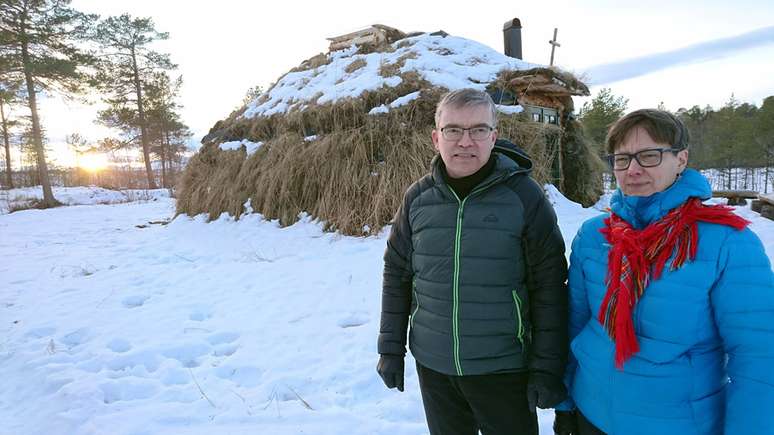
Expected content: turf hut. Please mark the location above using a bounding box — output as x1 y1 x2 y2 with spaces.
178 23 601 235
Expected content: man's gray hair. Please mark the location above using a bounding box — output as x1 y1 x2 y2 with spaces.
435 88 498 128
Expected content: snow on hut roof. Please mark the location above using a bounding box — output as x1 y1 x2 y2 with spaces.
242 32 545 119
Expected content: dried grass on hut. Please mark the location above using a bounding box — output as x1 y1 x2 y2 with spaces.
177 31 600 235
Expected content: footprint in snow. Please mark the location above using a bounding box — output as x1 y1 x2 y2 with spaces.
44 376 73 394
206 332 240 357
337 312 370 328
212 343 239 357
105 349 162 373
100 378 159 404
121 295 149 308
161 342 211 368
160 368 189 386
206 331 240 345
60 328 93 347
188 307 213 322
106 338 132 353
25 326 56 339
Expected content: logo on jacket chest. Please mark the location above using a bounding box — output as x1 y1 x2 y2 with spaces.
483 213 499 223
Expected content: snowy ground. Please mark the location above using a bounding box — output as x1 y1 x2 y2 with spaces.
1 186 772 435
0 186 170 214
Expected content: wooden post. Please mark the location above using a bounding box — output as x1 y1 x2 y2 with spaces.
549 28 560 66
759 194 774 220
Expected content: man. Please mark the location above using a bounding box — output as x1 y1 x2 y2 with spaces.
377 88 569 435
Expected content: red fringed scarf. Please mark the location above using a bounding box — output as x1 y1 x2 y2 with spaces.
599 198 750 369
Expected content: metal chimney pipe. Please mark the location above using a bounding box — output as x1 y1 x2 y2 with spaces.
503 18 523 60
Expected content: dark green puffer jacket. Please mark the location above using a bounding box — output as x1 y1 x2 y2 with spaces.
379 146 568 377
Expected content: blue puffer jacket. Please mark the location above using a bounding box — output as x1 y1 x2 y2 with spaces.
557 169 774 434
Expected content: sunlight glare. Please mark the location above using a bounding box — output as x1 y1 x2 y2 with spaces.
78 153 109 172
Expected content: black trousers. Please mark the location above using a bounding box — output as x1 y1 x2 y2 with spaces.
416 362 538 435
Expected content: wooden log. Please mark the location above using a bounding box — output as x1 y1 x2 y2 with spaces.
752 199 763 213
759 193 774 207
712 190 758 199
761 204 774 221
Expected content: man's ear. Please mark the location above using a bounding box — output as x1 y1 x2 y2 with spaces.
431 129 440 151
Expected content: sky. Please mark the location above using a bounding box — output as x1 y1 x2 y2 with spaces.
6 0 774 168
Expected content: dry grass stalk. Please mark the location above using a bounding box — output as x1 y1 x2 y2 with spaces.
179 65 597 235
289 52 330 73
344 58 367 74
378 51 417 78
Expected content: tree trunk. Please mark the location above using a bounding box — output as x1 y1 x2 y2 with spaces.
131 47 157 189
743 167 749 191
1 101 14 189
157 107 167 189
725 166 731 190
21 38 57 206
165 130 174 188
159 123 167 189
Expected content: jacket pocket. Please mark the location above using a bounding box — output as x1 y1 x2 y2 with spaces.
410 281 419 329
512 290 526 350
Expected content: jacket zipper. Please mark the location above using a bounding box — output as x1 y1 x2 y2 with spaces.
512 290 525 349
410 280 419 329
449 186 486 376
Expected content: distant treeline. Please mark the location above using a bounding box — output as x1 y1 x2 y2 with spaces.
579 89 774 171
676 96 774 171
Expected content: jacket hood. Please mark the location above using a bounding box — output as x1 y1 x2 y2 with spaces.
610 168 712 228
493 138 533 172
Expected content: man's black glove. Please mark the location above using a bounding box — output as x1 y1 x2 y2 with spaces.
527 372 567 412
553 410 577 435
376 354 405 392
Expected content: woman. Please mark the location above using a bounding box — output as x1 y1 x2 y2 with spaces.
554 109 774 434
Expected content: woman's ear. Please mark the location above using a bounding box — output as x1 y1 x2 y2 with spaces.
677 149 689 171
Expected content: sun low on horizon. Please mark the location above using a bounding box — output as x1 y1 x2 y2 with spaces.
78 152 110 172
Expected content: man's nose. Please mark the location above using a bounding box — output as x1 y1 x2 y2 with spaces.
457 130 475 147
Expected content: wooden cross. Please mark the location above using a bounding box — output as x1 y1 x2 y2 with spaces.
549 28 560 66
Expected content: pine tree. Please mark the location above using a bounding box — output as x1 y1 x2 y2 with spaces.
144 71 191 188
0 79 22 189
93 14 176 190
0 0 96 205
755 96 774 192
677 105 711 168
578 88 629 156
705 96 742 189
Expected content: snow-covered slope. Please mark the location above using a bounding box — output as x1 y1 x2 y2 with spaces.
243 33 540 118
1 187 772 434
0 186 170 214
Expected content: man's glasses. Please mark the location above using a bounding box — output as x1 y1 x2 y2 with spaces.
440 126 494 141
607 148 680 171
